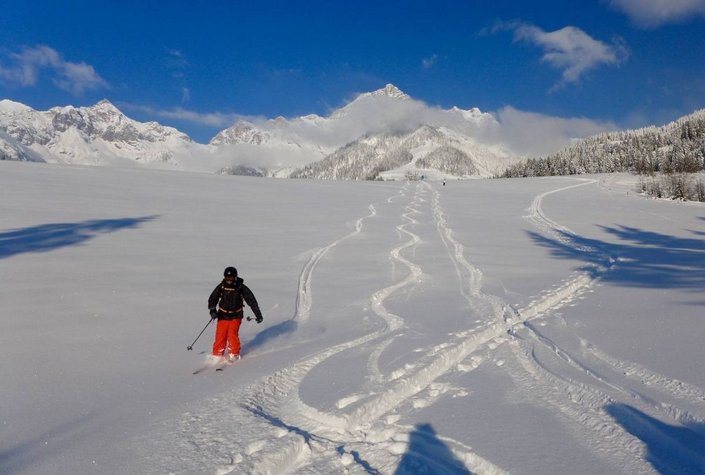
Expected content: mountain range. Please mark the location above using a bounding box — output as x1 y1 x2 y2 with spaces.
0 99 192 166
4 84 701 180
0 85 523 179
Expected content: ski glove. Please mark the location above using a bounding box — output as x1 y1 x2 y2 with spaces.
256 315 263 324
209 308 217 319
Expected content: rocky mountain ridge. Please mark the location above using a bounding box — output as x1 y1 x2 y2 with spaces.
0 99 193 166
1 85 538 179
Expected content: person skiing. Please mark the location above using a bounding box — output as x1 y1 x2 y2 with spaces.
207 266 263 362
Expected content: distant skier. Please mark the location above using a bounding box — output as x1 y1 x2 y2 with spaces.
207 266 263 362
442 178 446 186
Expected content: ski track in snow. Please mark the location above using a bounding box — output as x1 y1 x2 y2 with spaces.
228 183 505 474
153 178 705 474
509 178 705 473
294 203 379 323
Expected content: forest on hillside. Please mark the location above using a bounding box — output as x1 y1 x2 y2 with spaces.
501 110 705 201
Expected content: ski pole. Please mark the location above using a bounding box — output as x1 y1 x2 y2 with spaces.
187 318 214 351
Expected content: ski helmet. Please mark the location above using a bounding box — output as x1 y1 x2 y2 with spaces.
224 266 238 277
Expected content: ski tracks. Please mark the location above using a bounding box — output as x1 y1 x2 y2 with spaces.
231 182 505 474
160 182 507 474
508 177 705 473
294 203 378 323
156 177 705 474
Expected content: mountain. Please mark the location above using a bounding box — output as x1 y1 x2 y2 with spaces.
212 84 513 179
0 99 193 166
290 124 516 180
0 84 518 178
207 84 419 173
210 84 411 147
501 109 705 178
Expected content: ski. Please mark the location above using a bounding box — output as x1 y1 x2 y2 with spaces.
215 359 239 371
192 357 228 374
192 356 240 374
192 363 218 374
215 356 241 371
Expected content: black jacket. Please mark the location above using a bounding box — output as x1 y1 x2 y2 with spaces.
208 277 262 320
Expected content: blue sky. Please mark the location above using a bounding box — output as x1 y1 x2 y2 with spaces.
1 0 704 143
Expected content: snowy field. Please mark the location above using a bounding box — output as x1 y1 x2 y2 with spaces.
1 161 704 474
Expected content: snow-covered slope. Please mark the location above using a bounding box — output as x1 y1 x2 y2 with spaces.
503 107 705 178
291 125 518 180
2 161 704 474
0 99 193 166
210 84 517 178
0 128 44 162
0 85 518 177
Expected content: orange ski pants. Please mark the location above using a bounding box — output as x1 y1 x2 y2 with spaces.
212 318 242 356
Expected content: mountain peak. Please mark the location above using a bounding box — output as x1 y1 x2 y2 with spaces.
92 99 122 114
363 84 410 100
332 84 412 120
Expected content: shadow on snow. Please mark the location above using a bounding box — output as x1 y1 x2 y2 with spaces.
0 413 97 474
246 405 380 474
243 319 298 356
395 423 472 475
606 403 705 474
527 225 705 292
0 216 158 259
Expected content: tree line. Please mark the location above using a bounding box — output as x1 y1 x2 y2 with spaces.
500 110 705 201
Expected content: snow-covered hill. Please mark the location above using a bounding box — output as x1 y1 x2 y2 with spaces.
291 125 517 180
3 161 704 474
0 84 568 178
502 108 705 178
0 99 193 166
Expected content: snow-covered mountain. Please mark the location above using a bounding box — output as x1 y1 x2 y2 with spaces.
0 99 193 166
208 85 417 172
210 84 413 148
213 84 516 179
502 108 705 178
291 125 516 180
0 84 519 178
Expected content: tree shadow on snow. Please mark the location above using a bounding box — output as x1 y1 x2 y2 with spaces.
527 225 705 292
606 403 705 474
0 216 158 259
395 423 472 475
693 217 705 236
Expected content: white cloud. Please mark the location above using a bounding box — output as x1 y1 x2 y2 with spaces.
181 87 191 104
486 106 618 156
165 49 188 79
0 45 109 95
422 54 439 69
232 92 617 159
494 21 628 89
128 88 618 161
122 103 238 128
608 0 705 28
166 49 188 67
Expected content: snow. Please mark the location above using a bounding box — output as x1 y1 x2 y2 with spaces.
1 161 704 474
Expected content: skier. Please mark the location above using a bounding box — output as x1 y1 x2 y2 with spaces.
207 266 263 362
442 178 446 186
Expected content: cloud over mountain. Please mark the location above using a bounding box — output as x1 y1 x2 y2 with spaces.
492 21 629 89
1 84 620 176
